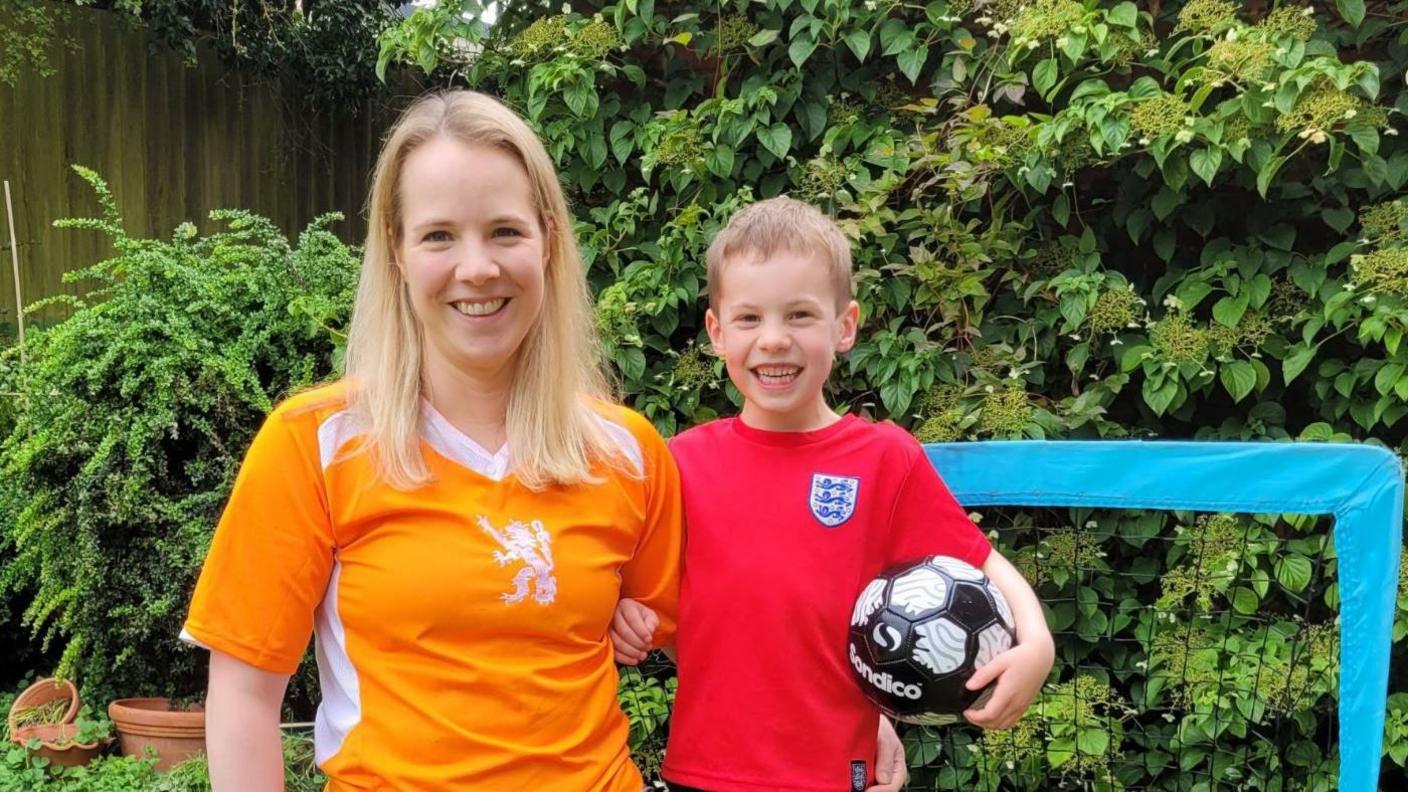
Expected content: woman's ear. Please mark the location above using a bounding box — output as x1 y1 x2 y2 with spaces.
388 226 405 277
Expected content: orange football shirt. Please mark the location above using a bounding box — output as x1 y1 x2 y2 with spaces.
182 382 681 791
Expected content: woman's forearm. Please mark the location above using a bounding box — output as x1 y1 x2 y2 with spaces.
206 650 290 791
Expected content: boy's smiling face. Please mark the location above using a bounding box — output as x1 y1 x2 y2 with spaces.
706 249 859 432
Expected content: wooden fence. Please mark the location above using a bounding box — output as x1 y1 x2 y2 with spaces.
0 4 407 326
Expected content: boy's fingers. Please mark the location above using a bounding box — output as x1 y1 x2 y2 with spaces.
614 612 650 644
965 656 1005 690
627 608 656 638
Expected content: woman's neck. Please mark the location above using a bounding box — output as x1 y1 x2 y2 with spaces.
422 362 513 453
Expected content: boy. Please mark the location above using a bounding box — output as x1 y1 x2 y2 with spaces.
613 197 1054 791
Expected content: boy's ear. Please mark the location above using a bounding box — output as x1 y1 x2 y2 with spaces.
705 308 725 356
835 299 861 353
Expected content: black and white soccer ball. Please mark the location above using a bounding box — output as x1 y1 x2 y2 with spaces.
848 555 1016 725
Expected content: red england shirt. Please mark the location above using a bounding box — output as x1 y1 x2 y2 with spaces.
662 415 991 791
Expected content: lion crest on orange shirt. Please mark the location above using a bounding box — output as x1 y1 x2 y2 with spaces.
478 515 558 605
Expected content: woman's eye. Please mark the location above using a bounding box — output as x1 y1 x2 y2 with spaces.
423 230 451 243
492 227 523 239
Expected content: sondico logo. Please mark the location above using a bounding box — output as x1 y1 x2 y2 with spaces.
849 644 922 700
872 623 902 652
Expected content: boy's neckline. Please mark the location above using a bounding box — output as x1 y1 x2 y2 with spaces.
729 413 859 447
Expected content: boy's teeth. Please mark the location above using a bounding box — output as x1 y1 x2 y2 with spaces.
454 298 506 316
755 366 800 385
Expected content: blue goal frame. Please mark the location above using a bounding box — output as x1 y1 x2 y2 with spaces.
924 440 1404 792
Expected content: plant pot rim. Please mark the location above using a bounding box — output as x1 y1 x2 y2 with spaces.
108 698 205 733
10 722 104 751
8 677 81 737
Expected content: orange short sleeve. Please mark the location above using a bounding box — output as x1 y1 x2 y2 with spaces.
617 412 683 648
182 400 336 675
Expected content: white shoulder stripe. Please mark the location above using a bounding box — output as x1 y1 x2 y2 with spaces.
317 410 365 471
594 413 643 477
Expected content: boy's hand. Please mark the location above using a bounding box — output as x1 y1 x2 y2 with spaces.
961 638 1055 730
866 716 907 791
609 598 659 665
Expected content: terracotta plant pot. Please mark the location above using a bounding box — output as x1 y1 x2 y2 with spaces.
10 722 108 767
108 698 206 771
7 677 80 737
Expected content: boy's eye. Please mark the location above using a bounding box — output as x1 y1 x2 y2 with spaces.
788 310 814 321
735 314 759 323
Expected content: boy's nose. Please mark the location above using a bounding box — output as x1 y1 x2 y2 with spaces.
757 324 792 351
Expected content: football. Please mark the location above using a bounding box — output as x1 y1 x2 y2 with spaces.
848 555 1016 725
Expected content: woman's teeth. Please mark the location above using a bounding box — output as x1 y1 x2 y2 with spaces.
453 298 506 316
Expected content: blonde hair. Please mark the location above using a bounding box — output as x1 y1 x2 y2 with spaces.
344 90 617 490
705 195 854 311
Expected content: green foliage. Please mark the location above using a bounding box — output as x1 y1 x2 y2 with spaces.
0 0 79 86
0 166 358 703
0 732 323 791
897 509 1345 790
618 664 675 781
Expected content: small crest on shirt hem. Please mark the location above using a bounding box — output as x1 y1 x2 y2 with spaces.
809 473 859 527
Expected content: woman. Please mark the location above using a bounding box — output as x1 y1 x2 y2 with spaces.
182 90 681 790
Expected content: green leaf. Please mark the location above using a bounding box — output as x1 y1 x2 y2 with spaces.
1033 58 1059 98
844 30 871 62
1176 280 1214 311
1120 345 1153 373
610 121 635 164
1108 2 1138 28
1212 294 1249 327
1143 376 1178 415
1257 155 1287 198
1283 344 1315 384
1190 148 1223 187
1247 273 1273 308
1232 586 1260 614
881 23 914 57
707 144 735 178
1335 0 1365 27
1322 206 1356 233
897 45 929 84
789 34 818 67
1048 738 1076 768
1078 728 1111 756
1053 194 1070 227
748 29 780 47
1349 125 1380 156
1154 230 1176 262
1060 292 1089 329
1374 363 1405 396
1220 360 1258 402
758 123 793 159
1127 208 1152 243
1325 241 1358 266
1067 341 1090 373
1151 188 1181 221
1275 554 1313 593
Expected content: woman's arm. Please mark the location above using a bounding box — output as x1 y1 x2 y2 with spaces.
206 650 290 791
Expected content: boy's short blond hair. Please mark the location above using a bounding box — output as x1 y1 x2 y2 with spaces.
705 196 854 311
